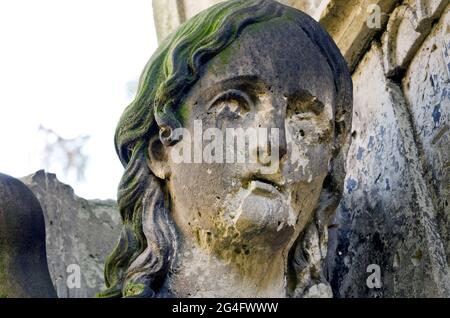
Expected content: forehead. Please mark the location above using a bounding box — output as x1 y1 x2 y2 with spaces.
193 17 337 106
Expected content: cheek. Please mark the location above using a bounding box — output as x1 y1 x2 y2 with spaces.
290 178 326 231
284 118 333 182
168 159 243 232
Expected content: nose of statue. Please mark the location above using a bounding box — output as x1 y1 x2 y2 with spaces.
254 101 288 163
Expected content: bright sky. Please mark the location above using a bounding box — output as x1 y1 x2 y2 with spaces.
0 0 158 199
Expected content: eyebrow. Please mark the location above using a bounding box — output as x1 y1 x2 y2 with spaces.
199 75 268 103
196 75 330 113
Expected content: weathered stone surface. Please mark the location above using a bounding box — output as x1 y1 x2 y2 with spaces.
152 0 402 71
21 170 120 298
318 0 400 70
402 5 450 266
135 0 450 298
152 0 333 43
382 0 448 76
105 0 352 298
152 0 185 42
0 173 56 298
327 43 450 297
278 0 329 18
152 0 226 42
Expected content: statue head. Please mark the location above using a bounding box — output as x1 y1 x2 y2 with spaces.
101 0 352 298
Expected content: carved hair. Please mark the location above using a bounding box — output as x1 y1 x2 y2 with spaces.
99 0 352 298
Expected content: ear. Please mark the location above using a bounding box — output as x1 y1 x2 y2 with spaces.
147 134 171 180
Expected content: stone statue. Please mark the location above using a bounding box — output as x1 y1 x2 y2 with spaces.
0 173 56 298
100 0 352 298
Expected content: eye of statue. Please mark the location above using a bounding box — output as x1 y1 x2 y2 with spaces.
208 89 253 114
287 93 325 119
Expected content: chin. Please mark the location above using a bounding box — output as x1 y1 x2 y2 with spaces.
230 183 300 250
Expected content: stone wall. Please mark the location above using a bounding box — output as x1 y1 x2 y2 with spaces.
152 0 450 297
328 0 450 298
21 171 120 298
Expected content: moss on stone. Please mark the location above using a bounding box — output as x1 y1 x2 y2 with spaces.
123 282 145 297
178 102 190 123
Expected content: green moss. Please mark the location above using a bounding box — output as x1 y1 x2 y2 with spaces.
178 102 190 123
216 45 234 68
123 283 145 297
104 0 288 297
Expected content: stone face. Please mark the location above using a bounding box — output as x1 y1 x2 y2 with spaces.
106 0 352 298
2 0 446 299
0 173 56 298
327 43 450 297
402 5 450 267
136 0 450 298
160 16 349 298
21 170 121 298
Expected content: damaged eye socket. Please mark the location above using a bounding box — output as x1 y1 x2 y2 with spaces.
208 89 253 113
